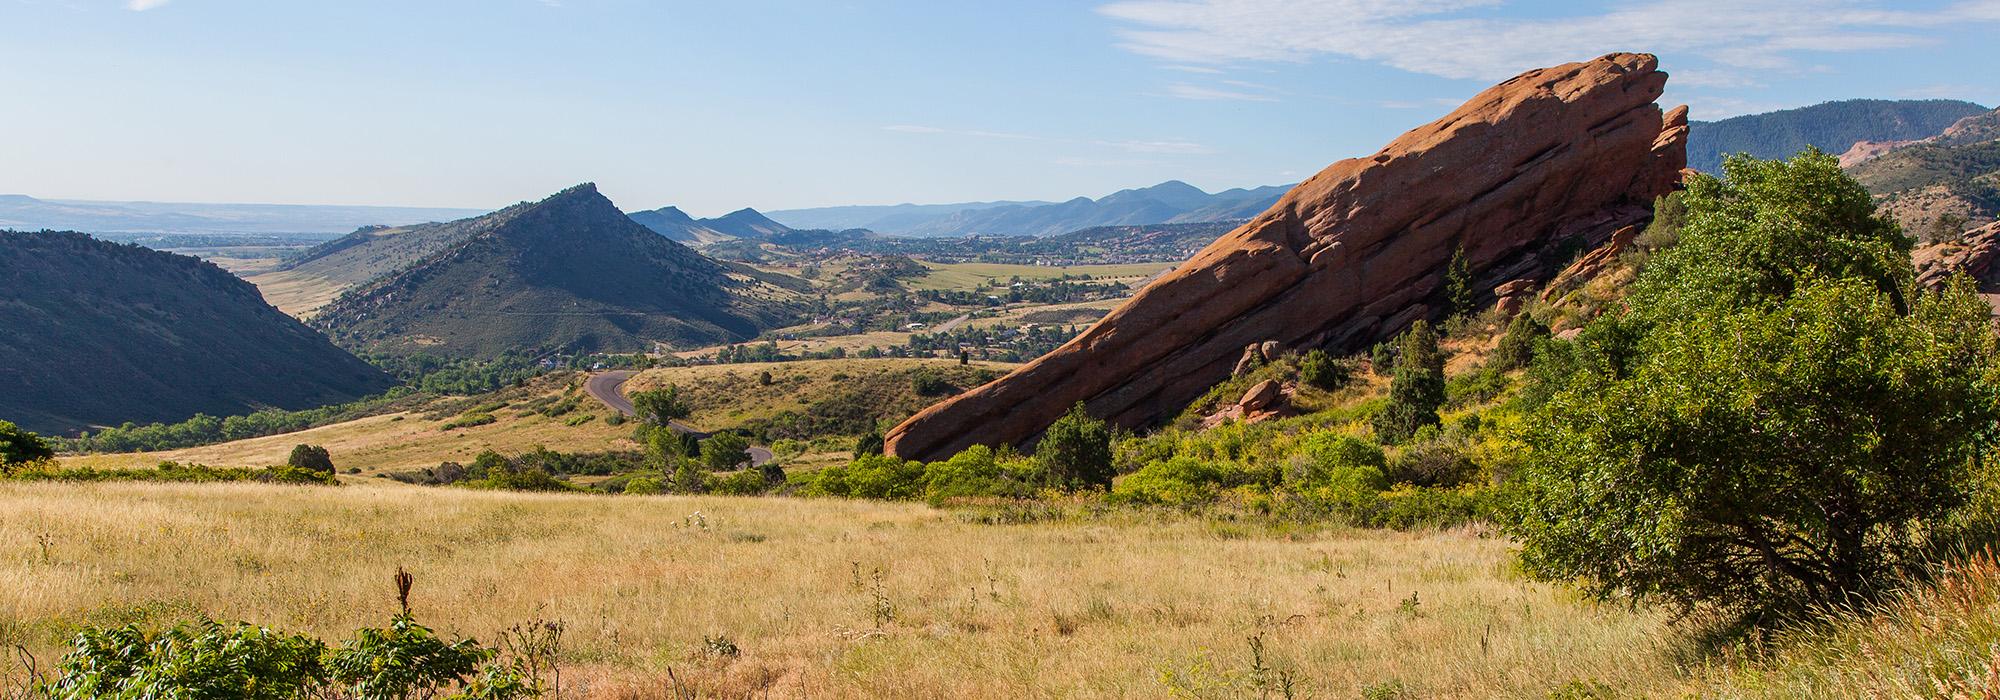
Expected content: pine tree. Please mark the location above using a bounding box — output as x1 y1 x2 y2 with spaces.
1371 321 1445 444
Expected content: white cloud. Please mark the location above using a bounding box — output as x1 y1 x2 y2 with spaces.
1159 83 1279 101
126 0 170 10
1097 0 2000 87
882 125 1040 140
1100 139 1215 154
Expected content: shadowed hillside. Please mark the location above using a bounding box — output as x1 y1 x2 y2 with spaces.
309 184 803 359
1688 98 1988 172
0 230 396 434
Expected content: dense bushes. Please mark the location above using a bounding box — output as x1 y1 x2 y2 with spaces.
3 460 338 485
0 420 54 467
39 611 539 699
1371 321 1445 443
1509 152 2000 619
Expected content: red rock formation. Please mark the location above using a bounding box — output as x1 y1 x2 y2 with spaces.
1913 221 2000 316
887 53 1688 462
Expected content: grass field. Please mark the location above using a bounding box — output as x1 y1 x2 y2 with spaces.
0 481 1690 698
58 379 635 475
244 267 352 318
624 357 1015 431
909 261 1176 292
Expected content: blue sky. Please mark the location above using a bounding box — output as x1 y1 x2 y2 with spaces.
3 0 1996 215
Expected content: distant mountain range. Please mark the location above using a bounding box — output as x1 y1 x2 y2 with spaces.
0 230 396 434
762 180 1288 238
0 194 484 236
308 184 803 359
1687 99 1990 173
627 205 796 244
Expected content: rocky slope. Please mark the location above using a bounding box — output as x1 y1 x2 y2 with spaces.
886 52 1687 461
1846 108 2000 234
0 231 396 434
1687 99 1987 173
310 184 802 359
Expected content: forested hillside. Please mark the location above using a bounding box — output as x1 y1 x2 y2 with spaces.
0 230 395 434
1687 99 1987 172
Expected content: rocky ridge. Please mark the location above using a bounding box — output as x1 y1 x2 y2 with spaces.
885 53 1689 461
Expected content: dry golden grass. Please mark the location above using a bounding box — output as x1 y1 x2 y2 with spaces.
623 357 1016 431
244 267 353 318
0 481 1690 698
58 406 634 475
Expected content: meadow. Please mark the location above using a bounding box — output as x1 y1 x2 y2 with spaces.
0 480 1688 699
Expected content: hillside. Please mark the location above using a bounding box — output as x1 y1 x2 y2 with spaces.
252 207 551 316
0 230 396 434
1848 109 2000 232
1687 98 1988 172
308 184 803 359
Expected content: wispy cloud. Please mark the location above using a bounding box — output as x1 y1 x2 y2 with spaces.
1158 83 1279 101
1098 0 2000 88
882 124 1040 140
126 0 170 10
885 125 1217 156
1099 139 1215 154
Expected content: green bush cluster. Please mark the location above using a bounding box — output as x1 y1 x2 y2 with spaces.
40 613 537 699
5 461 338 485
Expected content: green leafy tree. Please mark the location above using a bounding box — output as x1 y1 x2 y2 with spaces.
1370 321 1444 444
1489 312 1549 371
1038 403 1114 491
629 386 690 426
1509 151 2000 618
286 444 335 474
1298 349 1351 390
700 432 751 471
854 430 885 458
0 420 55 467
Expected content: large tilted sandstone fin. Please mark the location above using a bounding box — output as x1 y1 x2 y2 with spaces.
886 52 1689 462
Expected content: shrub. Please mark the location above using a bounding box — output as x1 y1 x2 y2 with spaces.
1386 441 1477 488
1298 349 1351 390
700 432 751 470
853 430 885 458
910 368 953 396
0 420 54 467
42 619 328 699
710 468 769 496
1110 456 1248 506
623 476 665 495
630 386 691 425
287 444 334 473
325 613 525 699
1371 321 1445 444
1039 403 1114 491
1371 484 1489 530
1489 312 1548 372
922 445 1040 505
442 413 496 431
804 455 926 500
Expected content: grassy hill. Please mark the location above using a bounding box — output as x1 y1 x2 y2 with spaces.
1689 99 1988 172
1849 109 2000 232
309 184 805 359
0 230 395 434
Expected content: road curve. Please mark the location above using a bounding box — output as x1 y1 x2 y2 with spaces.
584 370 774 467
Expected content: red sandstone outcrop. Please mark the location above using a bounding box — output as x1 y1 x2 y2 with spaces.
1914 221 2000 316
886 53 1688 461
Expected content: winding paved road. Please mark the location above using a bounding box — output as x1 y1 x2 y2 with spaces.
586 370 774 467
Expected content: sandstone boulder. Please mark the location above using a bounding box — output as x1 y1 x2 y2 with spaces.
886 53 1688 462
1240 380 1282 412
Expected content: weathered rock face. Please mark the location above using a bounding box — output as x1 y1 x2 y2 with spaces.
887 53 1688 462
1914 221 2000 316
